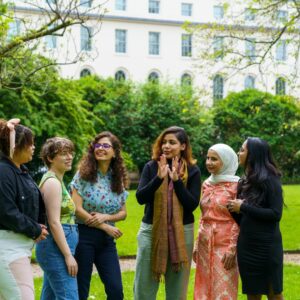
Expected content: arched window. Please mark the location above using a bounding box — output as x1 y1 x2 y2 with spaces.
148 71 159 83
275 77 286 95
213 75 223 101
244 75 255 89
80 68 91 78
115 70 126 81
181 73 192 86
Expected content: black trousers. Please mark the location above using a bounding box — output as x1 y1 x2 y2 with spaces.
75 224 124 300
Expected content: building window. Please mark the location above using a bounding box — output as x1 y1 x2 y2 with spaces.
149 0 160 14
181 73 192 86
45 34 57 49
213 6 224 20
245 8 255 21
181 3 192 16
115 29 127 53
275 77 286 95
244 75 255 89
149 32 160 55
276 40 287 61
80 0 92 7
81 26 92 51
213 75 223 101
80 69 92 77
245 39 255 61
148 71 159 83
213 36 224 61
115 0 126 11
115 70 126 80
8 20 21 39
181 34 192 57
276 10 288 22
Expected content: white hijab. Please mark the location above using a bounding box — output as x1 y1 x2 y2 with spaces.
207 143 240 184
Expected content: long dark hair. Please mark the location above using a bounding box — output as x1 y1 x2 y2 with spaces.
238 137 281 205
152 126 196 165
78 131 129 194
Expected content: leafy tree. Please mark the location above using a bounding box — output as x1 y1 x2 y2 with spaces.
78 76 216 172
0 66 99 180
0 1 104 88
187 0 300 88
213 89 300 177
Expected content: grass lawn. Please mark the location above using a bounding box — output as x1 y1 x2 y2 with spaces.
116 185 300 256
34 264 300 299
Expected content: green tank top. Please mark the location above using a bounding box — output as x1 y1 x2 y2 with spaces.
40 171 76 225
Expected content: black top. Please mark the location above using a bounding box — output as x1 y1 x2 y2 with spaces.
0 156 45 239
136 160 201 225
236 175 283 295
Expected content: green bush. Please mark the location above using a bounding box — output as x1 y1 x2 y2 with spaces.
213 89 300 178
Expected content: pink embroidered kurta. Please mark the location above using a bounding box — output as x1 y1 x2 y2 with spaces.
194 181 239 300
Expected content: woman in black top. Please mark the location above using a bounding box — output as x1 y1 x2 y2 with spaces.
0 118 48 300
133 126 201 300
228 137 284 300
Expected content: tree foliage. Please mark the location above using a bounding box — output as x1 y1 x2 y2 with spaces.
212 89 300 177
188 0 300 87
77 76 216 172
0 1 104 88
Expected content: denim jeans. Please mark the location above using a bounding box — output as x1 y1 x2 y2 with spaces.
75 224 123 300
36 224 79 300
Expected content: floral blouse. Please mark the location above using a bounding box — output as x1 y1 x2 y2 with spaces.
70 170 128 225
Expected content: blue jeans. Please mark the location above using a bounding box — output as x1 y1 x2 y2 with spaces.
75 224 123 300
36 224 79 300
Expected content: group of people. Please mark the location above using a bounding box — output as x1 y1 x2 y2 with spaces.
0 119 284 300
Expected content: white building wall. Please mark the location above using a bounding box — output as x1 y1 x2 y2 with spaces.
10 0 300 105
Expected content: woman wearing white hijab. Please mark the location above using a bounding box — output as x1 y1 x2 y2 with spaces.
193 144 240 300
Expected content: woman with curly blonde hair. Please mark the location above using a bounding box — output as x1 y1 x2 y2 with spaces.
70 131 129 300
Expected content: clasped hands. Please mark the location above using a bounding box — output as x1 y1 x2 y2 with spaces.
157 155 180 181
85 212 123 239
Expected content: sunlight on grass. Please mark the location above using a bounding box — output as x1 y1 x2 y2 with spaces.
34 264 300 299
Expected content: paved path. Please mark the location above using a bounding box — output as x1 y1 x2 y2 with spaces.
32 253 300 278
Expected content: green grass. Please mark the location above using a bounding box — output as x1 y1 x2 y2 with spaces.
117 185 300 255
281 185 300 250
34 264 300 299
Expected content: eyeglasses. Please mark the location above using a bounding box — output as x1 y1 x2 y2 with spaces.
94 143 112 150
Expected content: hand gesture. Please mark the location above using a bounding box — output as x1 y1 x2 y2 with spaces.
157 154 169 179
102 224 123 239
227 199 243 213
65 254 78 277
168 156 179 182
85 212 109 227
221 252 236 270
35 224 48 243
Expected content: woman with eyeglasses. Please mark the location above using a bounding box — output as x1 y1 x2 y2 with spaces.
133 126 201 300
70 131 129 300
36 137 78 300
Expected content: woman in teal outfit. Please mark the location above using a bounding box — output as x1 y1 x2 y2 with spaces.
71 131 129 300
36 137 79 300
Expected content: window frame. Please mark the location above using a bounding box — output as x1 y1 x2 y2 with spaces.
149 0 160 14
115 29 127 53
181 34 192 57
213 74 224 101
